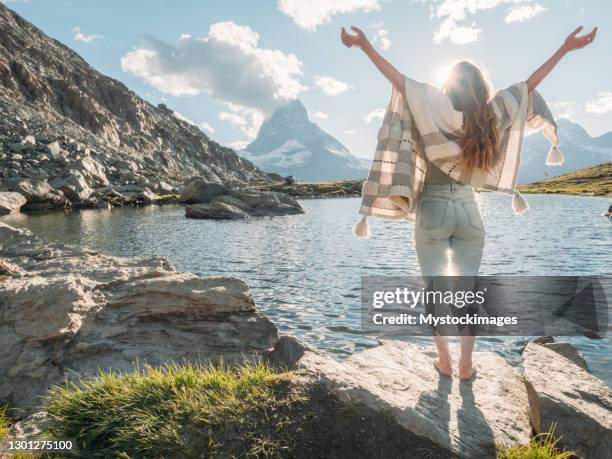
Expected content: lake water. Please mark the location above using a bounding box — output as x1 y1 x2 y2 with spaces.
2 193 611 384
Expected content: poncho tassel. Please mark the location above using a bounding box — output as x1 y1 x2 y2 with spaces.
512 191 529 214
353 216 370 239
546 145 565 166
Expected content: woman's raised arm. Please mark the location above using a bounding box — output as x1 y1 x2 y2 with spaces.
341 26 405 95
527 26 597 93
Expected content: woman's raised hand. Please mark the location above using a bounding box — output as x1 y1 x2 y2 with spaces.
341 26 368 49
563 26 598 52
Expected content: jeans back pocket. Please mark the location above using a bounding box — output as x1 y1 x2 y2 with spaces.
419 198 449 230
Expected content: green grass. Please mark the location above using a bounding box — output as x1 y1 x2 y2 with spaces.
498 428 574 459
0 405 8 440
519 162 612 196
44 361 301 458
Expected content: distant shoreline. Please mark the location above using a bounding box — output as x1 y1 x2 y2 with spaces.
255 177 611 199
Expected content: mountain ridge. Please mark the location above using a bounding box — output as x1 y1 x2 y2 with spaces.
0 2 268 189
519 118 612 184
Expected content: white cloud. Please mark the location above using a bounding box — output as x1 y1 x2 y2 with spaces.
314 76 353 96
219 103 265 147
365 108 385 123
312 110 329 120
121 21 306 113
429 1 545 44
199 122 215 134
372 28 391 50
344 129 357 134
73 26 103 43
219 111 247 126
585 92 612 114
173 111 216 134
505 4 545 23
228 140 250 150
549 101 576 120
278 0 382 30
433 18 481 44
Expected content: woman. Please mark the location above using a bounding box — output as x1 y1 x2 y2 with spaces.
342 25 597 380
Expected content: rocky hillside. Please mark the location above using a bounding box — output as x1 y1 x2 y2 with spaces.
241 100 370 181
0 3 268 208
519 161 612 196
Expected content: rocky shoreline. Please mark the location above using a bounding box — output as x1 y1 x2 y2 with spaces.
1 222 610 458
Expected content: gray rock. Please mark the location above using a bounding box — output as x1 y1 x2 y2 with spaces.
155 181 174 194
0 222 278 414
0 191 26 214
186 201 248 220
50 171 92 202
523 343 612 459
270 339 531 457
179 177 228 203
230 189 304 216
7 411 51 440
74 156 109 188
44 140 61 157
542 342 588 371
13 179 66 208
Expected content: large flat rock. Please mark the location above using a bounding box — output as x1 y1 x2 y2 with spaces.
272 338 531 458
0 223 278 415
523 343 612 459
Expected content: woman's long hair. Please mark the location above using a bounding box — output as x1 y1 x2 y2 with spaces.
442 61 499 173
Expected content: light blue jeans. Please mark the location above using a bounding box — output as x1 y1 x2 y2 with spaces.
415 183 485 277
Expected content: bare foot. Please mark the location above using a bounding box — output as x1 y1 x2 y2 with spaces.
458 357 476 381
434 358 452 377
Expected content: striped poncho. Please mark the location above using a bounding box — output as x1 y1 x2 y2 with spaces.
354 75 563 238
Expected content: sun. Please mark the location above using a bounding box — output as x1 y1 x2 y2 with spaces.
434 64 454 88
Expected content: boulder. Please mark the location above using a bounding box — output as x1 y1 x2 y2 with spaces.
179 177 228 203
269 339 531 457
50 171 92 202
0 191 26 214
523 343 612 459
183 188 304 219
230 189 304 216
74 156 109 187
186 201 248 220
154 180 174 194
13 179 66 209
0 223 278 414
44 140 61 157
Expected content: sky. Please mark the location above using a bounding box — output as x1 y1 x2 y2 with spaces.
3 0 612 159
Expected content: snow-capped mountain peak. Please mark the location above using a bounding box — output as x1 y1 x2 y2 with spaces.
241 100 369 180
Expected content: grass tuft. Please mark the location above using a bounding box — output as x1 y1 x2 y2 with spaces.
0 405 8 440
498 427 574 459
44 361 301 458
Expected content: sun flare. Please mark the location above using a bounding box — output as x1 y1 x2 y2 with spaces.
434 64 454 88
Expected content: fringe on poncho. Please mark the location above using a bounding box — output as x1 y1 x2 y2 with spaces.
354 76 563 238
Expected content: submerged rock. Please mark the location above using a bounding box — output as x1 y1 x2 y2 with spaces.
522 343 612 459
0 191 26 214
0 223 278 414
186 201 249 220
183 184 304 220
269 339 531 457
